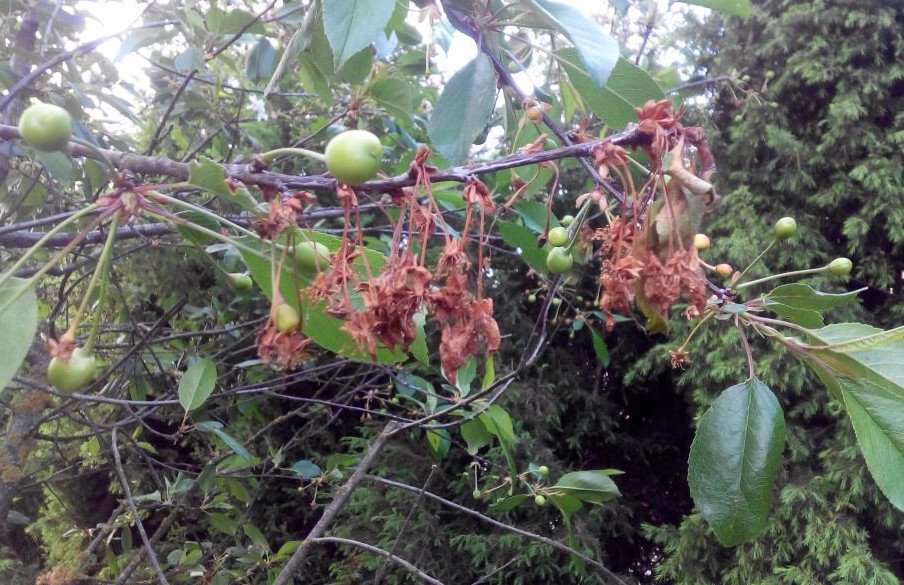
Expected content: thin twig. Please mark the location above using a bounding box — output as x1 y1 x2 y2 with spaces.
365 475 634 585
110 429 171 584
271 421 401 585
308 536 446 585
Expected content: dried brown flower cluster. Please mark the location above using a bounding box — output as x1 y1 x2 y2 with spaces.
593 100 716 333
256 146 500 382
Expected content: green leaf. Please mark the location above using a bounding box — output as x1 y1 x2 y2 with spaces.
322 0 395 69
805 323 904 510
497 220 548 274
274 540 302 561
529 0 618 87
245 37 276 85
195 421 253 461
115 28 178 62
512 200 558 233
178 358 217 413
676 0 750 17
0 278 37 392
206 7 267 35
764 283 862 312
763 302 824 329
426 428 451 460
489 494 530 513
688 378 786 546
456 356 477 397
289 459 322 479
243 523 269 551
368 77 416 126
589 328 610 367
234 229 418 363
176 210 220 246
460 419 492 455
558 49 665 131
187 158 233 198
265 7 319 97
427 54 498 165
552 470 620 504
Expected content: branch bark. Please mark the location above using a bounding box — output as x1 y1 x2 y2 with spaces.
271 421 401 585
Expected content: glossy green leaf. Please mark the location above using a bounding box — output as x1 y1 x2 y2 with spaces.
806 323 904 510
289 459 322 479
764 283 862 312
243 523 269 551
195 421 253 461
497 220 548 274
427 54 498 165
677 0 750 17
589 328 610 367
234 229 417 363
456 356 477 397
489 494 530 513
552 470 620 504
0 277 37 392
460 419 492 455
322 0 395 69
512 200 558 233
274 540 302 561
426 428 451 460
206 7 267 35
265 7 319 97
530 0 618 87
558 49 665 131
368 77 416 126
245 37 276 85
763 301 824 329
176 210 220 246
178 358 217 413
688 378 786 546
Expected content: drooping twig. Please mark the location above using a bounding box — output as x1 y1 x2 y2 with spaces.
309 537 446 585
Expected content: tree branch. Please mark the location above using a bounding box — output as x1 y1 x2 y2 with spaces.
0 123 648 194
308 536 446 585
271 421 401 585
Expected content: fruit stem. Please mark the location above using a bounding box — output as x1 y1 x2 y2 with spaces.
260 147 327 165
0 204 99 292
69 212 121 343
0 207 108 315
563 198 593 253
147 191 261 240
735 239 776 282
735 265 827 291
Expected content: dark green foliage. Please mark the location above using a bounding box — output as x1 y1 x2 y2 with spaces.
641 0 904 581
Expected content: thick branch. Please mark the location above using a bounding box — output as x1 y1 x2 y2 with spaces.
0 123 648 194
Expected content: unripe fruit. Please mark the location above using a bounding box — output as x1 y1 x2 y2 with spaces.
537 465 550 479
18 102 73 151
227 272 253 291
274 302 300 332
715 263 733 277
773 217 797 240
526 106 544 122
546 246 573 274
47 347 97 393
547 226 569 247
561 215 575 227
534 495 547 506
733 115 743 123
324 129 383 185
826 257 853 277
472 489 482 500
527 293 537 303
294 241 330 271
693 234 711 250
765 70 775 79
551 297 562 307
